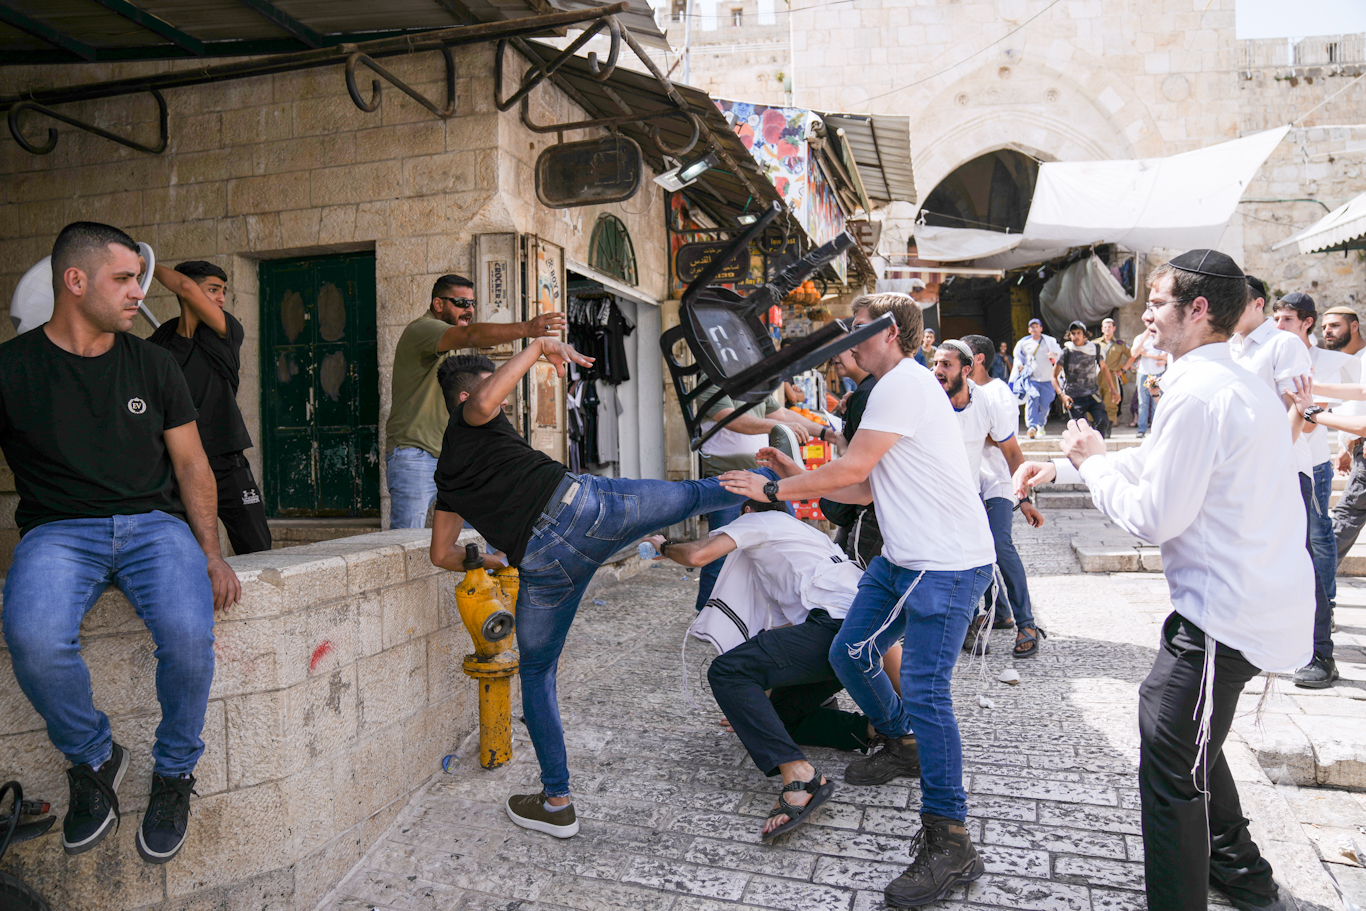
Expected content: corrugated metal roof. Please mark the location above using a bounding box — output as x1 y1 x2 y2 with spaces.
821 112 916 205
0 0 667 63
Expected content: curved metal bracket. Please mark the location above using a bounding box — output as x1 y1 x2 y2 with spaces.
345 47 457 118
7 89 167 155
518 93 699 144
650 112 701 157
494 14 621 112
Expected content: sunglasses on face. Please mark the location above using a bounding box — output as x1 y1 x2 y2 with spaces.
438 296 476 309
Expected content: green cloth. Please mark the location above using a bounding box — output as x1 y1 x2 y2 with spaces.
696 385 783 477
384 314 452 457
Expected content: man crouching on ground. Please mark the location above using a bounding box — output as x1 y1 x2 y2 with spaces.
427 347 774 839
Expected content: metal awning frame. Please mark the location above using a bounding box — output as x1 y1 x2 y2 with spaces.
1 4 632 156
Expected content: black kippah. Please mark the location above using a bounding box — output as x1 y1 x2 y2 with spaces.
1168 249 1243 279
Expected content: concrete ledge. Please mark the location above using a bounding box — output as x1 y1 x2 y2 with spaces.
0 528 493 911
1072 540 1141 572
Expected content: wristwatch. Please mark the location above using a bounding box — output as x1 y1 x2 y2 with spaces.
763 479 781 503
819 426 828 443
1303 405 1325 424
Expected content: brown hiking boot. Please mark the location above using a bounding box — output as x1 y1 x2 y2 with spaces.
884 814 984 907
843 734 919 785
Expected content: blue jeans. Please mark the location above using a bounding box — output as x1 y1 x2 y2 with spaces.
829 557 993 821
386 446 438 529
1137 381 1156 433
514 471 769 797
1311 461 1338 605
984 497 1035 629
2 512 215 777
1024 379 1055 430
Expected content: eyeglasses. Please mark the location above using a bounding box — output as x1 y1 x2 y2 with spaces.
1144 297 1192 313
437 296 476 309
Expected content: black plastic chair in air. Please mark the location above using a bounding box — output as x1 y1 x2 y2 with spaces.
660 202 894 450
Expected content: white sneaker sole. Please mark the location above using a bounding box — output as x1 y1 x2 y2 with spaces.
136 819 187 863
62 746 130 855
506 801 580 838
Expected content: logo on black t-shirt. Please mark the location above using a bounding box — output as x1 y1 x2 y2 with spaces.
127 397 147 415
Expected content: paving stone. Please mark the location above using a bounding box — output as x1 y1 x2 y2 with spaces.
742 874 854 911
619 856 749 900
1052 854 1147 890
982 819 1128 860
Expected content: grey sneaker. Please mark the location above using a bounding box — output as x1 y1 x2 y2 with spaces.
506 792 579 838
844 734 920 785
1292 654 1339 689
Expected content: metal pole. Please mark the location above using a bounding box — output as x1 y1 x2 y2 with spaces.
682 0 693 84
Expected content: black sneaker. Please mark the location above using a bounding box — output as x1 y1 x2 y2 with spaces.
506 792 579 838
62 741 128 855
844 734 920 785
1292 654 1339 689
884 814 985 908
1211 878 1288 911
136 773 196 863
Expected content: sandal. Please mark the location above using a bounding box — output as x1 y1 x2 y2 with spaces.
761 772 836 843
1013 626 1047 659
962 615 990 655
992 616 1016 630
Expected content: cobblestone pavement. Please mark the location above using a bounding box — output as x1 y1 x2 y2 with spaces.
320 512 1366 911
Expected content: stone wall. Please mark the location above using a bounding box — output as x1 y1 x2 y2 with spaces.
0 42 670 533
0 528 497 911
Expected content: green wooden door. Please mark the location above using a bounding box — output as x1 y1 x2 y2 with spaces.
259 253 379 517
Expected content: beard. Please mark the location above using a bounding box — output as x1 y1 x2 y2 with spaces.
938 373 964 398
1325 333 1350 351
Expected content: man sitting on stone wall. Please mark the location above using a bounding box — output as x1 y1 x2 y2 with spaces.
0 222 241 864
427 350 773 840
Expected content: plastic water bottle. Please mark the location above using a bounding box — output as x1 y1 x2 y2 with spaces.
638 541 661 560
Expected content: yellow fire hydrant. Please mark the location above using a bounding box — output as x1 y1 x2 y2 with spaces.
453 543 519 769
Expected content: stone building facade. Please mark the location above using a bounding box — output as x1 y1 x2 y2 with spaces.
654 0 1366 343
0 42 671 550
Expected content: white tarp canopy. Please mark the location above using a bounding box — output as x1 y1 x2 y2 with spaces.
1272 189 1366 255
911 224 1024 262
913 126 1291 269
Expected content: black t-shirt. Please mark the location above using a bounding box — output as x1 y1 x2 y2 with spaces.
149 312 251 456
0 329 198 534
434 403 568 566
842 373 877 439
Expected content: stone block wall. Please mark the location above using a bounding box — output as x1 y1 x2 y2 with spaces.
0 41 670 535
0 528 498 911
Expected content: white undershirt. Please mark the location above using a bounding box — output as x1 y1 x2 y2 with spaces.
711 511 860 625
978 378 1023 501
1230 318 1314 476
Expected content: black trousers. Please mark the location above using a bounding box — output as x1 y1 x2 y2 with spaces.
707 610 867 777
209 451 272 555
1139 613 1276 910
1299 472 1333 659
1067 393 1111 437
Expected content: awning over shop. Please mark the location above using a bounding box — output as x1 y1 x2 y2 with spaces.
914 126 1291 270
1272 189 1366 254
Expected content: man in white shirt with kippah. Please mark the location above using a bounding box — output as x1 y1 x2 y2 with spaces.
1015 249 1311 911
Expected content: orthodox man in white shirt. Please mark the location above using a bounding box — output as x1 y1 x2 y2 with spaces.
1229 277 1336 690
720 293 997 908
1318 305 1366 570
1273 292 1355 686
1015 250 1313 911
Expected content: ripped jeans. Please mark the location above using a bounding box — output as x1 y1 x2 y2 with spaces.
828 556 993 821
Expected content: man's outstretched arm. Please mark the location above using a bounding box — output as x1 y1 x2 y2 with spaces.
463 338 594 426
438 311 566 352
154 264 228 337
719 429 898 504
165 422 241 610
644 532 737 568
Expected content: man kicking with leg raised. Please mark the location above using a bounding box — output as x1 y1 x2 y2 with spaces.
721 293 995 907
428 348 773 839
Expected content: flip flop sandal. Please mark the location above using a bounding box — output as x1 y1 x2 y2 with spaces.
1013 627 1047 659
761 773 836 844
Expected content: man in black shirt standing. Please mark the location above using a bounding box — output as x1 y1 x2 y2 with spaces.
0 223 240 865
150 261 270 554
427 345 772 840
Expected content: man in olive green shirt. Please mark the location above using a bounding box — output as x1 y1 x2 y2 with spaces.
385 273 564 528
1097 317 1129 429
693 383 827 609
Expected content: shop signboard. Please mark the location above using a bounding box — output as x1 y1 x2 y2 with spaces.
675 241 749 284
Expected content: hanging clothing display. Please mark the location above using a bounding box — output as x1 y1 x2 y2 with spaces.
567 288 635 469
